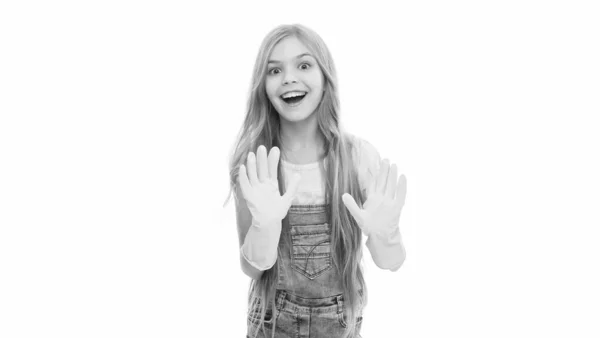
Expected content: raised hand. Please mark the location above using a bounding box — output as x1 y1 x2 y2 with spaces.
342 159 407 237
238 145 301 226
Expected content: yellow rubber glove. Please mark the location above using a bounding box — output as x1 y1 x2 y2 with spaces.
342 159 407 238
238 145 301 270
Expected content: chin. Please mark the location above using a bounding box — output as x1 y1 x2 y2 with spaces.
274 102 320 122
278 109 316 123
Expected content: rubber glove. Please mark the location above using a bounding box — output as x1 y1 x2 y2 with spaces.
238 145 301 270
342 159 407 238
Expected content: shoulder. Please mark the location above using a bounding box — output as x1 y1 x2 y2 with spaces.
345 133 381 193
345 133 381 170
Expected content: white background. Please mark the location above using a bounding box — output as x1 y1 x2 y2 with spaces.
1 0 599 337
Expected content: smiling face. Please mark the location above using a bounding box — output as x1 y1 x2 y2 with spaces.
265 36 325 124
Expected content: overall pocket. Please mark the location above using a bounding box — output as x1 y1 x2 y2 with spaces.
248 308 274 323
290 223 332 279
338 312 363 329
247 307 277 335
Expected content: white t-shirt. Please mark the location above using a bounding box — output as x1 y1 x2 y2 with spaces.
281 135 381 205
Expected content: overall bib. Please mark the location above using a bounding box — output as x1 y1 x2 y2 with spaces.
247 204 364 338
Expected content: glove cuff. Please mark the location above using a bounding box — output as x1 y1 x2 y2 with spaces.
241 219 282 271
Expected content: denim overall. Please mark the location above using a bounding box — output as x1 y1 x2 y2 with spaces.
247 204 364 338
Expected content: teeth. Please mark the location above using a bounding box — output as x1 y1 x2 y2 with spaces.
281 91 306 99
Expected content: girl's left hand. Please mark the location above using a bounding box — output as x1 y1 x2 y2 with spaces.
342 159 407 238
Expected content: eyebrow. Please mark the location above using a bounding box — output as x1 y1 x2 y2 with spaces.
268 53 314 64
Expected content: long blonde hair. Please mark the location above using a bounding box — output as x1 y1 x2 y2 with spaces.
225 23 367 338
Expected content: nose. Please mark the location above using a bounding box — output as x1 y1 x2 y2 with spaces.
282 70 298 85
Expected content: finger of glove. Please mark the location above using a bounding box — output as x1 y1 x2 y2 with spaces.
367 168 377 199
375 159 390 194
367 158 382 199
342 193 364 226
268 146 280 180
386 164 398 199
395 174 407 209
246 152 259 186
282 172 301 204
257 145 269 182
238 164 252 200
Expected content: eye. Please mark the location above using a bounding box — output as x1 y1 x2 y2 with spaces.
299 62 311 70
268 68 281 75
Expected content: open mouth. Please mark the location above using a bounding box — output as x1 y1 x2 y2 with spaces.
280 91 307 105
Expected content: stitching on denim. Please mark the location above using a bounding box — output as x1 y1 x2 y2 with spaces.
289 203 329 212
292 257 332 279
293 252 329 258
303 238 329 272
290 222 330 234
291 229 329 235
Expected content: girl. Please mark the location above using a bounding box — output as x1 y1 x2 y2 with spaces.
226 24 407 338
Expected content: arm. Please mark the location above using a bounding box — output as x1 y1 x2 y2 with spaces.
366 226 406 271
233 145 301 280
347 138 407 272
234 186 264 280
234 185 279 280
361 164 408 272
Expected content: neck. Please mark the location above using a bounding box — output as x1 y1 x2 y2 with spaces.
279 114 324 152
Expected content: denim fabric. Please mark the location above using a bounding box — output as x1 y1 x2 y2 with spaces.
247 204 364 338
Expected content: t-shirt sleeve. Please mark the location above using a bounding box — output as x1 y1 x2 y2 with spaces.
355 137 382 200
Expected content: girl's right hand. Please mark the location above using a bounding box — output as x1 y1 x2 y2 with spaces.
238 145 301 226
